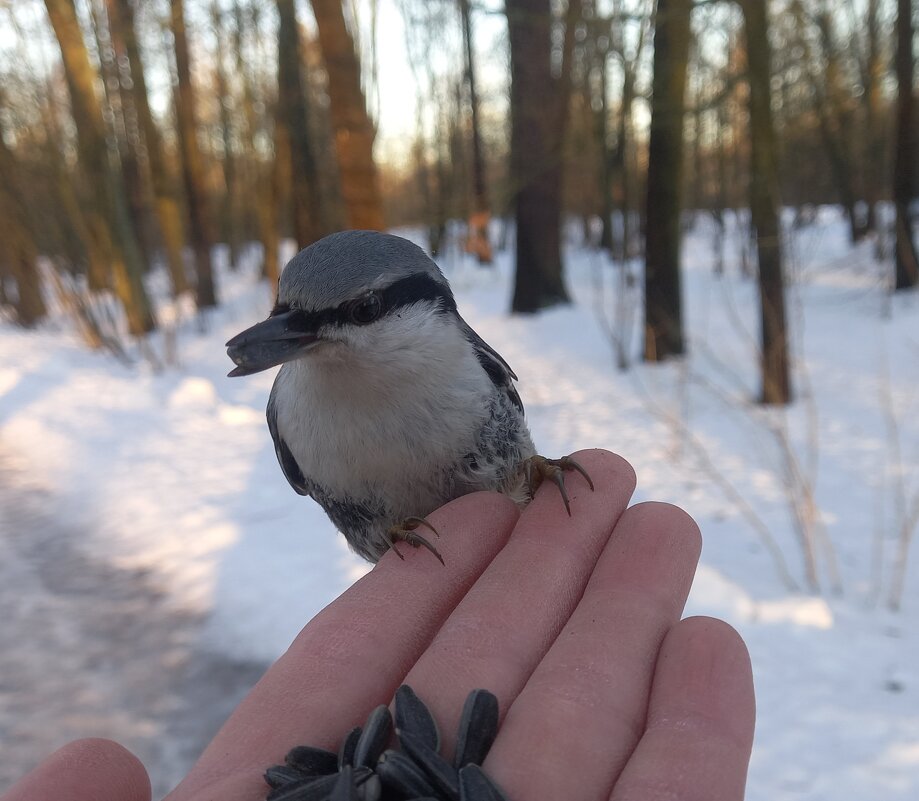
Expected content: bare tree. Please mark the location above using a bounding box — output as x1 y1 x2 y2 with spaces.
507 0 581 313
170 0 217 308
808 1 864 243
212 1 240 268
106 0 190 298
276 0 325 247
0 110 47 327
459 0 491 263
741 0 791 404
44 0 155 335
643 0 691 361
311 0 385 231
858 0 884 235
893 0 918 289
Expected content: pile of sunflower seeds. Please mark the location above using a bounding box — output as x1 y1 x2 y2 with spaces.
263 685 508 801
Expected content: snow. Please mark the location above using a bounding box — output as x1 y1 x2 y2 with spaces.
1 209 917 800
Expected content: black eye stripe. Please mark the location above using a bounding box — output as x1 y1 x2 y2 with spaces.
283 273 456 331
379 272 457 316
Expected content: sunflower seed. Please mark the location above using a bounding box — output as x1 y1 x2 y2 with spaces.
453 689 499 769
375 749 437 797
398 731 460 801
394 685 440 751
354 705 393 768
338 726 363 769
330 767 359 801
285 745 339 776
266 773 338 801
458 764 510 801
265 765 306 789
356 774 381 801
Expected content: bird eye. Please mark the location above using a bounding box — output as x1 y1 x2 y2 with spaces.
348 292 382 325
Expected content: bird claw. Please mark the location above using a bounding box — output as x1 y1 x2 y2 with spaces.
386 518 444 565
523 455 595 516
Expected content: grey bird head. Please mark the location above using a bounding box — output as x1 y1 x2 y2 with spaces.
226 231 457 377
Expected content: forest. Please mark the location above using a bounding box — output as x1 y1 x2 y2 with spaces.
1 0 915 398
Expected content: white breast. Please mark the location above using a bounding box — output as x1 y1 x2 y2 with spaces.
273 312 494 518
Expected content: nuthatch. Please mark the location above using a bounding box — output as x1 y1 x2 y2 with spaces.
227 231 591 563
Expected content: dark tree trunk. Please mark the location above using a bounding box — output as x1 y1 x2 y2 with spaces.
863 0 882 234
741 0 791 404
460 0 492 264
170 0 217 308
44 0 155 334
212 1 240 268
276 0 324 247
589 30 614 253
812 8 864 244
107 0 189 298
90 0 155 265
0 123 47 326
507 0 580 313
894 0 919 289
643 0 691 360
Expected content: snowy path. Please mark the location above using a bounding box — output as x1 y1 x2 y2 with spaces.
1 218 918 800
0 446 267 800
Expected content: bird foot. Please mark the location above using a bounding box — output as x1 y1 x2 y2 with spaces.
523 455 595 515
386 517 444 565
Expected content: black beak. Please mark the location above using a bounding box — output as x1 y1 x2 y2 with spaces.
226 310 319 377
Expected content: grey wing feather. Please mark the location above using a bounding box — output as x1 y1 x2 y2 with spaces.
456 314 524 413
267 390 311 496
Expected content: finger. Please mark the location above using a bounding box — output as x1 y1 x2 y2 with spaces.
0 739 150 801
168 491 519 801
401 449 636 756
486 502 702 801
610 617 755 801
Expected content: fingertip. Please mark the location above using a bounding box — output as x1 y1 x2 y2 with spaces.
569 448 637 497
609 617 755 801
655 616 755 749
2 738 151 801
520 448 637 534
619 500 703 560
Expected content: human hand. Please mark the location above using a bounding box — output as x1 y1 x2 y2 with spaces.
2 449 754 801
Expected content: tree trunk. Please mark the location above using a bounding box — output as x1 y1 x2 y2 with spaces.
862 0 882 234
741 0 791 404
260 119 283 286
588 25 614 253
508 0 580 313
212 1 240 268
170 0 217 308
107 0 189 297
277 0 324 247
233 0 276 280
894 0 919 289
90 0 155 264
310 0 384 231
643 0 691 361
44 0 155 335
0 129 47 326
459 0 492 263
812 7 863 243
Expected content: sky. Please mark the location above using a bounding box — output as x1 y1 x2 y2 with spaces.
361 0 509 164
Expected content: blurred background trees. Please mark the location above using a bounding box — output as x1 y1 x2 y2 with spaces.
0 0 916 402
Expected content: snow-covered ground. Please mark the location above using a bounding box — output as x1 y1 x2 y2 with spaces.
1 209 917 800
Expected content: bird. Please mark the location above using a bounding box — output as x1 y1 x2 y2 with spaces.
226 230 592 564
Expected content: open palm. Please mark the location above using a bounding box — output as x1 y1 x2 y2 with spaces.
3 450 755 801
